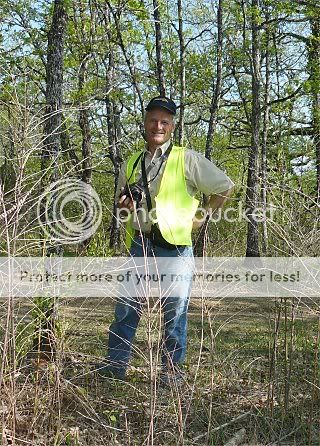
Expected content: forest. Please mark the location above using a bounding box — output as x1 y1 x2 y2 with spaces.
0 0 319 445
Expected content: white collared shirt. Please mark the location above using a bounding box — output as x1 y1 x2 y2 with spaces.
116 140 234 233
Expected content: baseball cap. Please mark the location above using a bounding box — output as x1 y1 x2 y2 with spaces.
145 96 177 115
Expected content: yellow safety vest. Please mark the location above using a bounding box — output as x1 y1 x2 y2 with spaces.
125 146 199 249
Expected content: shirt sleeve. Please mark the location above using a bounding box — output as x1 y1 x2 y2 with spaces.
185 149 234 196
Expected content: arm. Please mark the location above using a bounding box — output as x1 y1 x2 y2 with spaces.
192 187 234 230
206 187 234 213
185 149 234 229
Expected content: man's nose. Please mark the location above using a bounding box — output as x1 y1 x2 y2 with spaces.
153 121 163 130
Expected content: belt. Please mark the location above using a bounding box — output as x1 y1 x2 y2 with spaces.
134 230 186 250
135 230 151 239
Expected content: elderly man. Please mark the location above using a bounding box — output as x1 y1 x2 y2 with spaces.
103 96 234 383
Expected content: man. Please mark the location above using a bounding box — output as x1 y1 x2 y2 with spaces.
104 96 234 383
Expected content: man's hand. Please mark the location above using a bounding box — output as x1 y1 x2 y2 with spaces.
192 209 208 230
118 187 134 212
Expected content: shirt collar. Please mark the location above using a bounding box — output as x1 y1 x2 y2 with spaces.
145 139 171 157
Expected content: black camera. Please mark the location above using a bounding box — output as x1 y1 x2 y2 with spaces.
121 181 144 208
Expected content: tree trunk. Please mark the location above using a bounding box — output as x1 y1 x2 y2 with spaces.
152 0 166 95
102 5 122 250
78 58 92 185
261 14 271 255
194 0 224 257
107 0 144 114
78 55 94 253
308 14 320 201
36 0 68 359
42 0 68 190
61 118 80 173
205 0 223 161
107 96 122 252
246 0 261 257
177 0 185 145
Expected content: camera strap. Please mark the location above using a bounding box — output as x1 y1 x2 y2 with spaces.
127 143 172 187
141 155 153 213
127 152 144 184
141 142 173 213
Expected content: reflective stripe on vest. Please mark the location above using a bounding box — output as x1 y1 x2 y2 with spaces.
125 146 199 249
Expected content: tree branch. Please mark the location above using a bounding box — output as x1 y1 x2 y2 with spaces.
267 83 305 106
184 28 212 50
281 32 309 44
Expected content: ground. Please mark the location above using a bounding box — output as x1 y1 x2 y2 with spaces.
0 295 319 445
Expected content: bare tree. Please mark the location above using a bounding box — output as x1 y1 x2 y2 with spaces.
152 0 166 95
260 6 271 255
177 0 185 144
41 0 68 195
194 0 224 256
101 3 122 250
246 0 261 257
308 11 320 201
107 0 144 114
37 0 68 358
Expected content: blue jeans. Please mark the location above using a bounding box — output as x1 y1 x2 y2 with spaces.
107 235 194 374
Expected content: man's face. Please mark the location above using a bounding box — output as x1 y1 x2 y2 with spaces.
144 108 175 148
